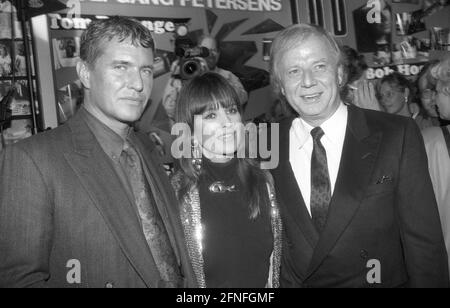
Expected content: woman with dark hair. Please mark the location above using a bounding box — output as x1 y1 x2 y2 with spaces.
378 72 435 130
170 72 282 288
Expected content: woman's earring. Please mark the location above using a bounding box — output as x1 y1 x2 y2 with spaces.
191 139 202 171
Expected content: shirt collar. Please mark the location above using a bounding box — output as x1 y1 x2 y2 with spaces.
292 102 348 149
81 107 133 162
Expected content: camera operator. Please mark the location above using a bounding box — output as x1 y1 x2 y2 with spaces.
162 35 248 127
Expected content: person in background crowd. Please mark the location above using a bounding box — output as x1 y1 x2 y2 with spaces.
0 43 11 76
270 23 448 288
0 16 196 288
420 88 441 121
14 41 27 76
422 55 450 275
171 72 282 288
341 46 382 112
378 72 436 130
418 60 450 126
162 35 248 127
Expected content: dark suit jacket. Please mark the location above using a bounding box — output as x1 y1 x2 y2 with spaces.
0 111 197 288
272 105 449 288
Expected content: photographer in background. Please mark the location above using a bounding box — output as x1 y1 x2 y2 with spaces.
162 35 248 127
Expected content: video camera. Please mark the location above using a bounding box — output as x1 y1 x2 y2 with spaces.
174 38 210 80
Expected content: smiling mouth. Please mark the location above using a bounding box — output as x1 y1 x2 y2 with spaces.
122 98 144 104
301 93 322 103
218 131 236 140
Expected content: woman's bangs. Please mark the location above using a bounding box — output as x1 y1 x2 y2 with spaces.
189 80 239 115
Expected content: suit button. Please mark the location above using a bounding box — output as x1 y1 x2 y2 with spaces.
360 250 369 259
105 282 114 288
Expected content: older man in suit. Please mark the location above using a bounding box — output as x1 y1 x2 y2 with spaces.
0 16 196 288
270 24 449 288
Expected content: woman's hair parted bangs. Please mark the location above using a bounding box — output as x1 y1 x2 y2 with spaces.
175 72 242 127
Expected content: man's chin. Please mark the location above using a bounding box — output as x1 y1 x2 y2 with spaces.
118 112 144 124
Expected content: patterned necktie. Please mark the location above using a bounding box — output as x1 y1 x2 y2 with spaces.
121 141 181 287
310 127 331 234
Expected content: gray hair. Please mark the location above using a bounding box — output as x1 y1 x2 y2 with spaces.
270 24 343 98
80 16 155 66
435 54 450 95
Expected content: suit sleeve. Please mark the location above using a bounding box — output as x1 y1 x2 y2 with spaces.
0 145 53 288
396 119 450 287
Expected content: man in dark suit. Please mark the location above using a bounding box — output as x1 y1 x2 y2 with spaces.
269 24 449 288
0 16 196 288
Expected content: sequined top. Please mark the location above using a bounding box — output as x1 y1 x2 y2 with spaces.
171 162 282 288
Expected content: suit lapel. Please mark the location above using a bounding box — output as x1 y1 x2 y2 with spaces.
305 106 383 279
63 112 160 288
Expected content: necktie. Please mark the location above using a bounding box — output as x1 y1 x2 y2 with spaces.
121 141 181 287
310 127 331 234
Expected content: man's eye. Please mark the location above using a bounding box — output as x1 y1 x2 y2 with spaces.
115 65 127 71
142 68 153 76
315 64 326 71
288 68 301 77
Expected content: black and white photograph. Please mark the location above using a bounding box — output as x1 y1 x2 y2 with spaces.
0 0 450 292
52 36 80 69
0 40 12 77
395 10 427 35
13 41 27 76
0 0 13 39
353 0 393 53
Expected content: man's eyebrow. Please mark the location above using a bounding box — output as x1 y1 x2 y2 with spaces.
111 60 131 65
141 64 154 70
111 60 154 69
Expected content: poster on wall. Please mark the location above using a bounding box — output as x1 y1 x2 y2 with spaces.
52 36 80 69
0 0 22 39
0 39 12 77
0 79 34 146
35 2 296 129
395 10 427 35
353 0 392 53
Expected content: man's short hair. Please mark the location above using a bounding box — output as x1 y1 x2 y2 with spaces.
270 24 343 98
80 16 155 66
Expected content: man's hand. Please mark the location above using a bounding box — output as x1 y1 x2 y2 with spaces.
353 80 382 111
170 59 181 76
